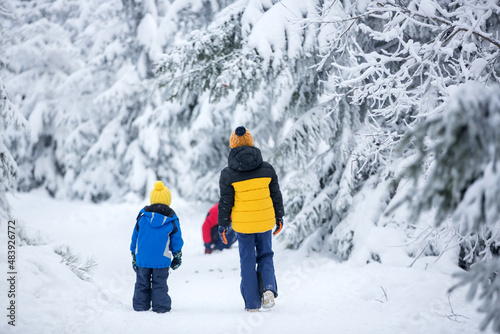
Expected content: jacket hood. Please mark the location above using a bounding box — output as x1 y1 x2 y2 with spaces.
140 204 177 228
228 146 263 172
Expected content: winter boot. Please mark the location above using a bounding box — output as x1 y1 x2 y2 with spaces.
262 290 275 309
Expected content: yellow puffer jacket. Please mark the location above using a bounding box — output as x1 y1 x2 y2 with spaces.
231 177 276 233
218 146 284 234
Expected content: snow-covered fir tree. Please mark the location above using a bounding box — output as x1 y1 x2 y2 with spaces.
155 0 347 204
0 0 29 215
2 0 229 201
0 78 28 215
310 0 500 329
402 82 500 332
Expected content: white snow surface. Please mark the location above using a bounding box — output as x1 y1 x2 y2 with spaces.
0 190 492 334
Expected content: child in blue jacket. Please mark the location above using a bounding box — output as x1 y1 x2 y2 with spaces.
130 181 184 313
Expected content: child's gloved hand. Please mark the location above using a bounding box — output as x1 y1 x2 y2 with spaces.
218 225 228 244
171 251 182 270
131 252 138 272
204 243 213 254
273 218 283 236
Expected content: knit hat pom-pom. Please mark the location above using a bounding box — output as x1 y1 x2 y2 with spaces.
154 181 164 190
150 181 172 206
235 126 246 136
229 126 254 148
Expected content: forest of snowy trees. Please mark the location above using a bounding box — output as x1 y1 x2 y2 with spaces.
1 0 499 331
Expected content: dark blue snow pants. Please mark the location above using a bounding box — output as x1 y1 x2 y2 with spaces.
237 230 277 309
133 267 171 313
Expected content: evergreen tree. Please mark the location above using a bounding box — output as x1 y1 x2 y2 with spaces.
0 78 28 215
2 0 88 197
156 0 334 201
314 0 500 329
0 0 29 215
403 83 500 332
3 0 229 201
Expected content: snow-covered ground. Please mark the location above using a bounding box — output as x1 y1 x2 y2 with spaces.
0 190 492 334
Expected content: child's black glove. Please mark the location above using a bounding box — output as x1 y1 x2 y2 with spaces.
171 251 182 270
273 218 283 236
131 252 137 272
218 225 228 244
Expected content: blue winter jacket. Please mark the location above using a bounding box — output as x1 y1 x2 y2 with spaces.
130 204 184 269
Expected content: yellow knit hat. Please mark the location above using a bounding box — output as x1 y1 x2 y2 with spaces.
229 126 254 149
150 181 172 206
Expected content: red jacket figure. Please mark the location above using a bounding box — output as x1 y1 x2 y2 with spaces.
202 203 236 253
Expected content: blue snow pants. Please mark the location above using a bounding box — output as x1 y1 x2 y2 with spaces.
237 230 277 309
133 267 171 313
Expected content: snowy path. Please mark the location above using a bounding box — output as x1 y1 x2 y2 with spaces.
1 191 492 334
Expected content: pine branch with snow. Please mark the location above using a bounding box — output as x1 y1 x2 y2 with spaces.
0 74 28 214
399 83 500 232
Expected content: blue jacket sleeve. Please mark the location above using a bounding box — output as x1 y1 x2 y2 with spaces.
169 218 183 253
130 210 145 253
130 222 138 253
